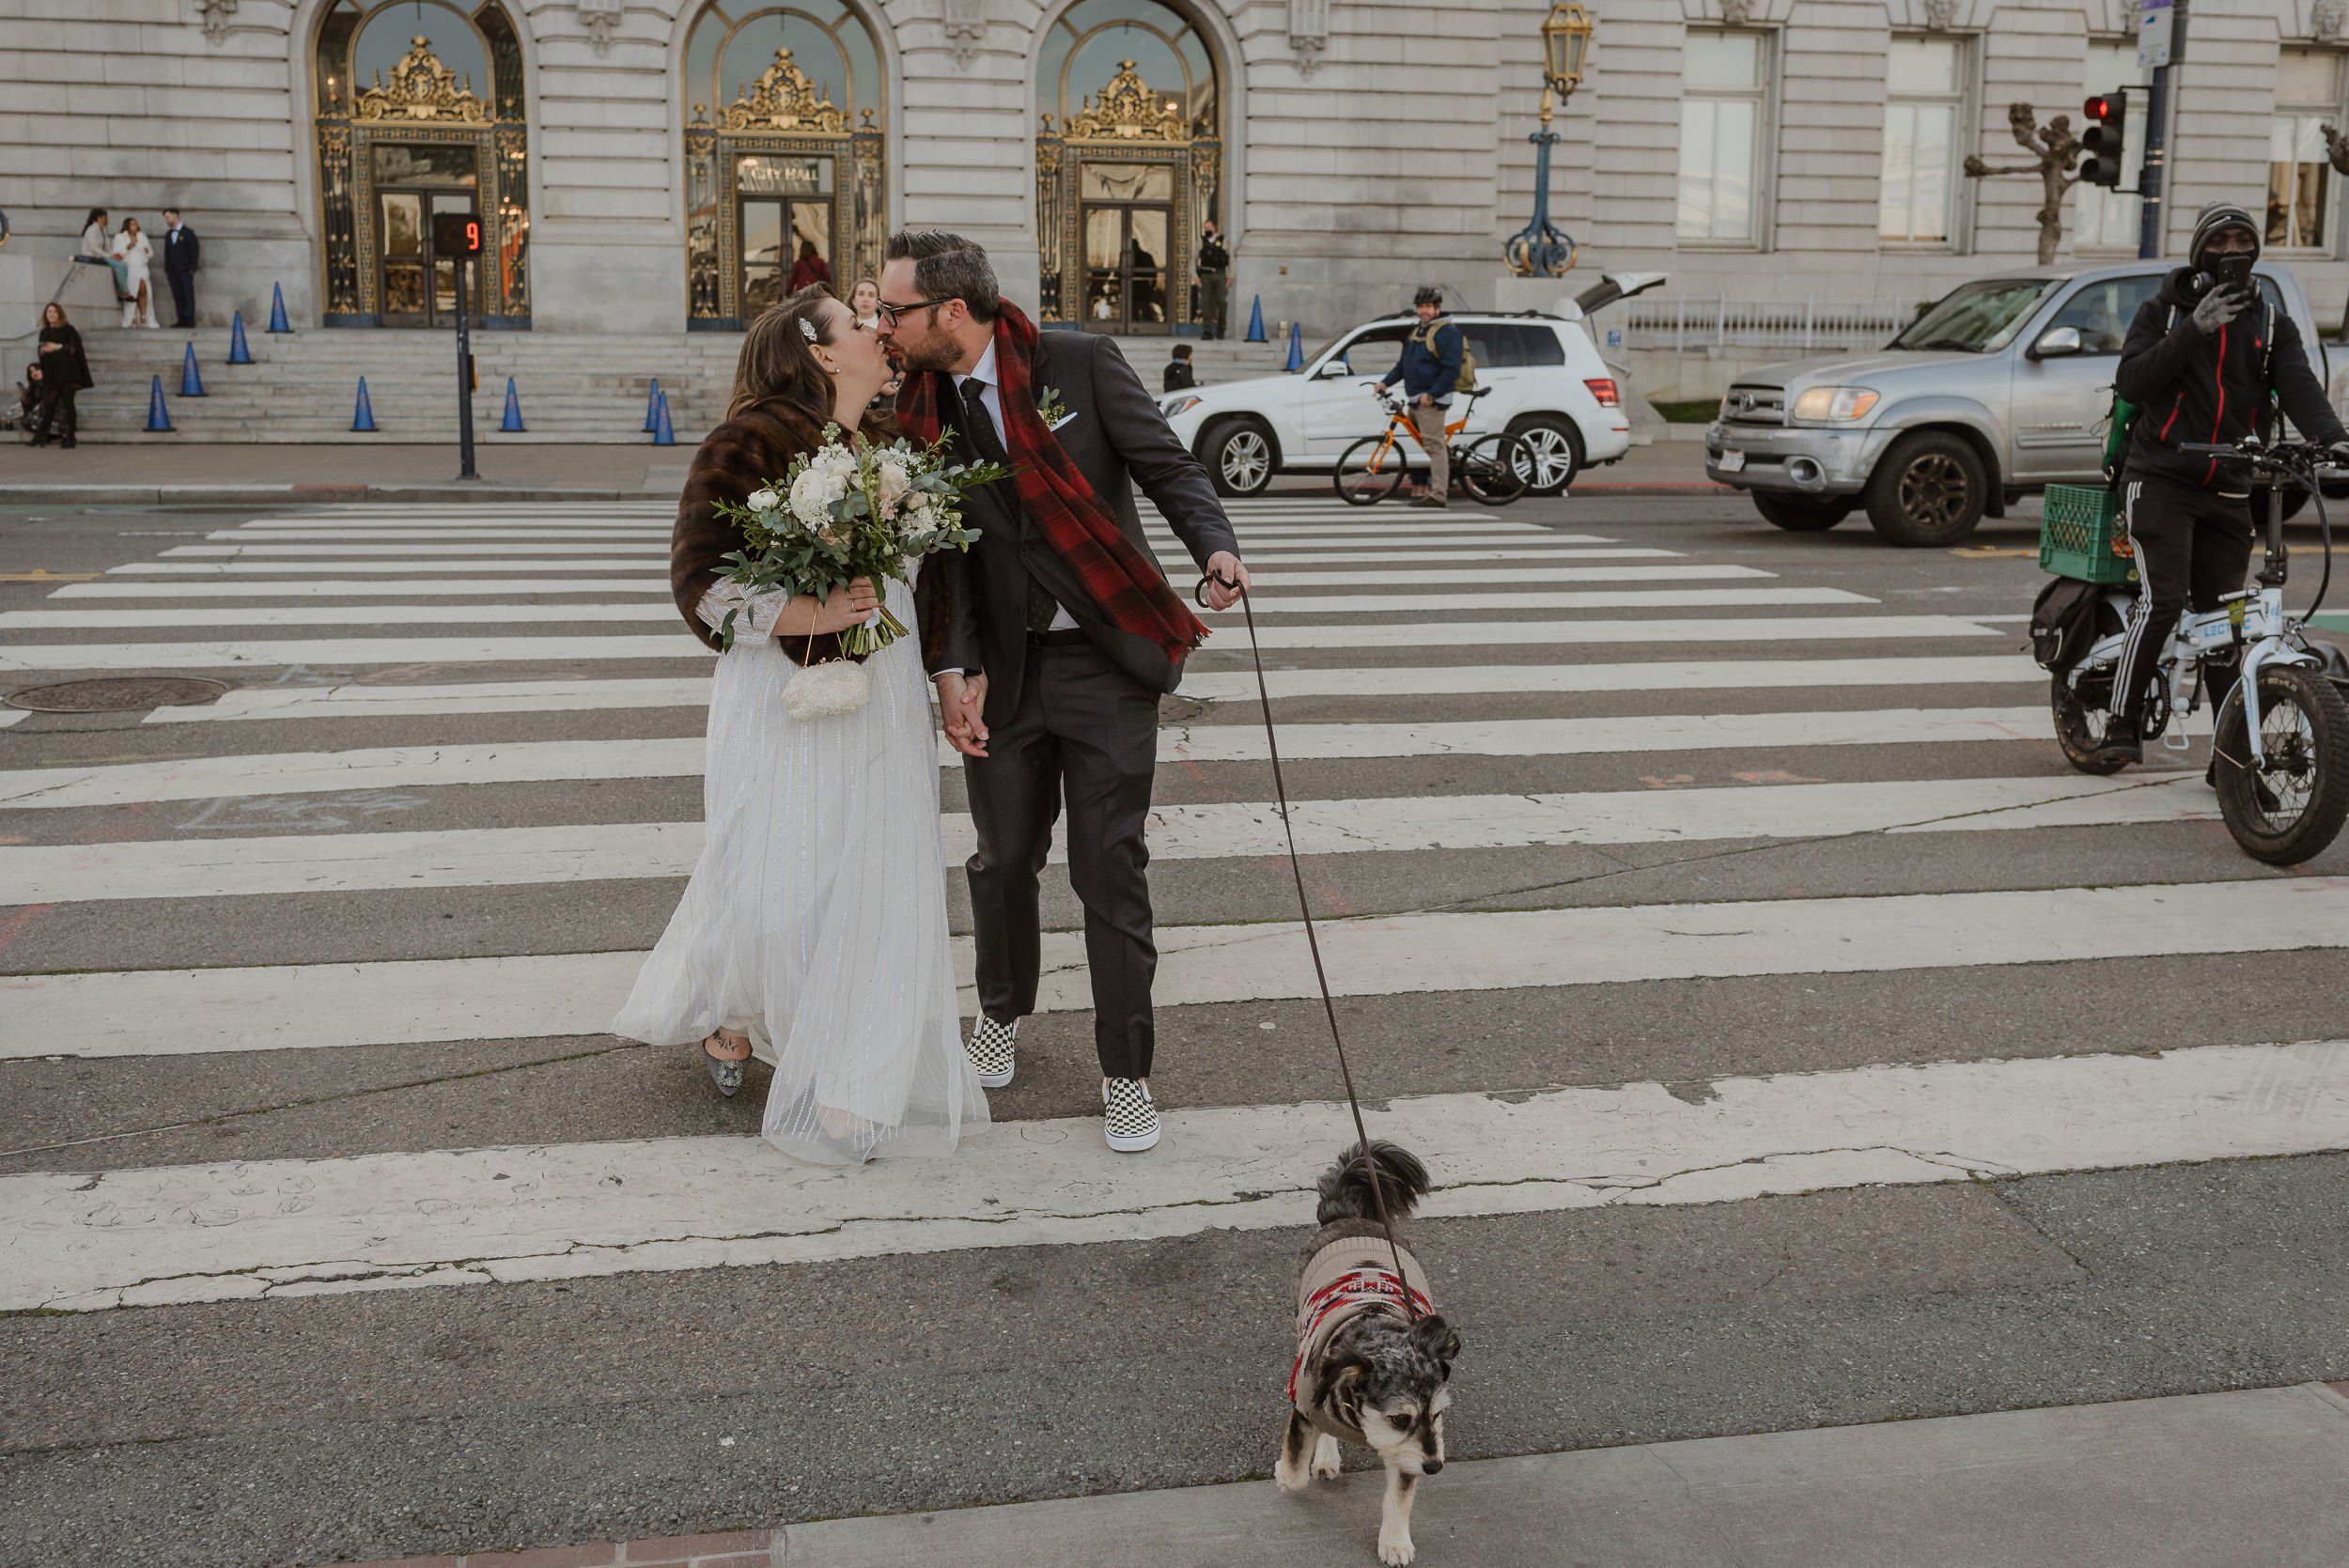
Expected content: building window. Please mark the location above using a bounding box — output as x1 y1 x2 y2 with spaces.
2077 38 2147 251
1880 35 1968 246
1677 29 1771 245
2271 50 2342 252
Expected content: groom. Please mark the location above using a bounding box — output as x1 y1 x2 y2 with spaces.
879 229 1249 1155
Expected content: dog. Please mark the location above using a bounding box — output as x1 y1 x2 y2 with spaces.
1276 1141 1459 1565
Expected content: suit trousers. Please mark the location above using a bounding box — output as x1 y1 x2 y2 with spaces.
167 271 195 327
965 638 1161 1079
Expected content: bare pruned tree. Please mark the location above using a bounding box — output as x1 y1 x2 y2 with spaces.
1962 102 2084 266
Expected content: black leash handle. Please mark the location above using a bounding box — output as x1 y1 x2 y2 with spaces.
1195 569 1419 1321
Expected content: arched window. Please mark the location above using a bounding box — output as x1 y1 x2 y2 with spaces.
1034 1 1224 334
682 2 889 328
313 0 530 327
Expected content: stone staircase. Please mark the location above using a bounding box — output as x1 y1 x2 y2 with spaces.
57 324 1293 443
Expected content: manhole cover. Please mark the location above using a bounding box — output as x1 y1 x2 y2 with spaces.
6 675 229 713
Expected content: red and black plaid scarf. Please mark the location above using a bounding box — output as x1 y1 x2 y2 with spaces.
898 299 1207 666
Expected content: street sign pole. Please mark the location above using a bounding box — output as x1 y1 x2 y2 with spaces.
2136 0 2186 260
453 255 479 481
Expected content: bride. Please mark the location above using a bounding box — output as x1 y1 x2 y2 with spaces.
112 217 157 330
613 287 987 1164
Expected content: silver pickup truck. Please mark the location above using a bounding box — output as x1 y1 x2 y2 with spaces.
1705 260 2331 546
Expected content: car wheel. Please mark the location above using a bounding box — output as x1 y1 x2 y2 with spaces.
1505 414 1582 495
1863 431 1987 547
1751 494 1853 532
1204 418 1276 497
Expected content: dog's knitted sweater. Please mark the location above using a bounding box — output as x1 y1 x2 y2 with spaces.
1288 1234 1435 1443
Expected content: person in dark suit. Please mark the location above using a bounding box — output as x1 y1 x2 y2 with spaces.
161 208 200 328
878 229 1250 1155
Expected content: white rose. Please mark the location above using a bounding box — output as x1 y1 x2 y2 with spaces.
789 470 832 528
746 488 779 513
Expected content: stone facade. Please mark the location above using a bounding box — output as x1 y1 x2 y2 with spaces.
0 0 2341 347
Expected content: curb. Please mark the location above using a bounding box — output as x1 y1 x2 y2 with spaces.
2 481 1734 506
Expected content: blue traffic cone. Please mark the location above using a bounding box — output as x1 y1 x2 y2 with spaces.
350 376 378 432
1245 295 1267 343
227 311 254 365
651 388 676 446
179 341 207 397
267 283 291 334
643 376 662 433
145 375 173 432
1283 320 1304 372
500 377 525 432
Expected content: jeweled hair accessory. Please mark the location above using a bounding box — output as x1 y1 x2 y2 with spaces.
798 317 818 343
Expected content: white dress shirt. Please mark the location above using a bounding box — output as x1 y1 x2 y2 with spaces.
954 341 1076 631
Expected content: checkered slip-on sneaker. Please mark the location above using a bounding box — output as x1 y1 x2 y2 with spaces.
967 1016 1019 1089
1102 1078 1160 1153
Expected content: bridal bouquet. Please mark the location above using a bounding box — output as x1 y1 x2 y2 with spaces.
710 425 1007 719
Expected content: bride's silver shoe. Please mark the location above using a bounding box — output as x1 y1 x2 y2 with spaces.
701 1032 748 1097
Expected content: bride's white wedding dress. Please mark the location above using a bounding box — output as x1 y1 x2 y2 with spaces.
612 567 986 1164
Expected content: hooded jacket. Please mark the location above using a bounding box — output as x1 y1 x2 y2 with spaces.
2113 266 2344 493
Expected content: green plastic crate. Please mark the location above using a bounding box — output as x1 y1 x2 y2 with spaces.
2039 483 2139 585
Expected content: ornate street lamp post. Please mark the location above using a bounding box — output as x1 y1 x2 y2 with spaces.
1503 3 1594 278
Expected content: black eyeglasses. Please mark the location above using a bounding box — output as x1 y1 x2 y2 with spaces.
874 296 955 326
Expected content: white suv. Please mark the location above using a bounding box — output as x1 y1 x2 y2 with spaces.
1160 274 1663 496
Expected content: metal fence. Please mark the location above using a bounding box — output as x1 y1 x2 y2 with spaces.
1610 293 1917 354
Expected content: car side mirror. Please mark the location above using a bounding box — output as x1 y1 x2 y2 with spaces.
2030 325 2083 360
1315 358 1350 379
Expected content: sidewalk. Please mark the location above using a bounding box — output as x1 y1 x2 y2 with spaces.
328 1383 2349 1568
0 440 1721 507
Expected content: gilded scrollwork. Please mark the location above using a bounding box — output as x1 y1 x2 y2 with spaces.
720 48 851 133
1062 60 1188 143
352 36 491 123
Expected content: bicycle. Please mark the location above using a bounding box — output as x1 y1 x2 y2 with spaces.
2047 436 2349 865
1332 387 1529 506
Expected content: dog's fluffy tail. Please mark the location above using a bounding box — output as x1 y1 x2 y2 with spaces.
1315 1141 1431 1226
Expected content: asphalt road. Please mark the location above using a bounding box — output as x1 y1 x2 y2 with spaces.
3 488 2346 1568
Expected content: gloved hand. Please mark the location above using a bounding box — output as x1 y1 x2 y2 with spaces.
2327 440 2349 470
2190 284 2248 334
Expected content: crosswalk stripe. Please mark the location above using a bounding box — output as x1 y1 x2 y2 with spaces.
6 877 2339 1061
218 527 676 539
1 589 1867 631
0 775 2213 906
1150 545 1683 563
0 706 2057 809
0 618 2007 673
165 543 673 557
135 656 2045 724
107 560 677 576
54 565 1766 602
8 1036 2343 1312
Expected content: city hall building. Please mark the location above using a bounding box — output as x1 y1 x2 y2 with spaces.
3 1 2344 427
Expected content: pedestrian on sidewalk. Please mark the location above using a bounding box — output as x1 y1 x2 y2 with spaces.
11 363 43 438
1163 342 1196 394
162 207 201 329
1377 286 1463 508
1193 220 1230 339
30 303 90 449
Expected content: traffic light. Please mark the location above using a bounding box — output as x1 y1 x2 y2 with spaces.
429 211 484 256
2080 93 2128 190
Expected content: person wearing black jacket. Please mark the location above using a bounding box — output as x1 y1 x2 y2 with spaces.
30 303 91 449
162 208 201 328
2102 201 2349 763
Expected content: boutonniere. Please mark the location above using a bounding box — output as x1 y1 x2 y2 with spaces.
1036 385 1075 430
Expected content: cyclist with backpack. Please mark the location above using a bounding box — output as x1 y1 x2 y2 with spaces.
2100 201 2349 764
1377 286 1470 508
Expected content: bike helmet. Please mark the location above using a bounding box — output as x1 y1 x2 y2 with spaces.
1412 286 1443 307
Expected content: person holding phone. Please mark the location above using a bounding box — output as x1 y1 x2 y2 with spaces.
2098 202 2349 765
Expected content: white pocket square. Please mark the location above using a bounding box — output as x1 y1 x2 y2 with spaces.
1050 410 1080 432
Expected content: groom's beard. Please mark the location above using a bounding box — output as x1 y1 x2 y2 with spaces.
891 331 961 374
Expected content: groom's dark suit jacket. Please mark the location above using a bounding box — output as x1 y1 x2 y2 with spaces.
927 331 1237 726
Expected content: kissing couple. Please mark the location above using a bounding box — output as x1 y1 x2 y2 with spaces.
612 230 1251 1165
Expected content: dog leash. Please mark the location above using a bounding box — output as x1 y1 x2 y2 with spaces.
1197 568 1420 1323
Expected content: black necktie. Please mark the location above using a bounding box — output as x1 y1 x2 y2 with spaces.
958 377 1061 634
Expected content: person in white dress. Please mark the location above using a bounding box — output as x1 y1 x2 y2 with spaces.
112 217 157 329
612 287 987 1165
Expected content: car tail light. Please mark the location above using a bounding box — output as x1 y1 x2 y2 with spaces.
1583 378 1620 408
